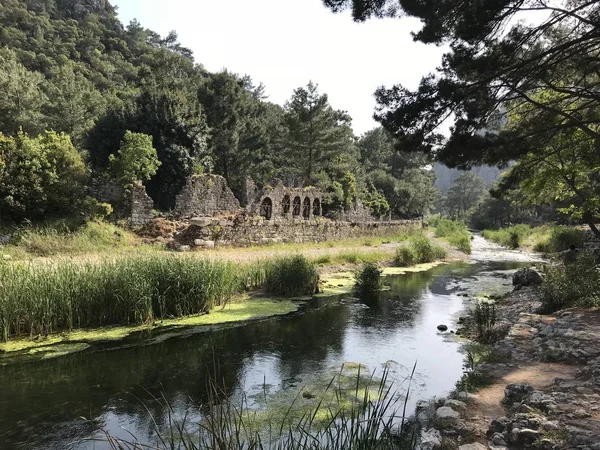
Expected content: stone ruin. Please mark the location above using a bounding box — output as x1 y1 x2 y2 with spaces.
243 178 323 221
174 175 241 218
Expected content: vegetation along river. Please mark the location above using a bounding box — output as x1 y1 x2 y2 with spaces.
0 237 539 449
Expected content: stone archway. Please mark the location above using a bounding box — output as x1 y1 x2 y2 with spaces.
282 194 291 214
292 196 301 216
313 198 321 216
260 197 273 220
302 197 311 219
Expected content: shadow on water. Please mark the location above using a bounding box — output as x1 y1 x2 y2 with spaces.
0 259 532 449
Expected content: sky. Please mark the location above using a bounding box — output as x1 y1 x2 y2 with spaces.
111 0 446 135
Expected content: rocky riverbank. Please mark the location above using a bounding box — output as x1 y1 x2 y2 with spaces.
414 267 600 450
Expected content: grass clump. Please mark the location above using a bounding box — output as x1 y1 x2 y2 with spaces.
533 225 584 253
540 251 600 313
354 263 383 295
394 235 447 267
430 218 472 254
260 255 319 297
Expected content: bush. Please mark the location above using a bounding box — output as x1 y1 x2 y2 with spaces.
394 246 416 267
546 226 584 252
447 233 472 254
261 255 319 297
473 302 497 343
0 131 87 220
394 236 446 267
540 251 600 313
354 263 383 294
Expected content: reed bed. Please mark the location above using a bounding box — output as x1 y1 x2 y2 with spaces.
0 255 318 342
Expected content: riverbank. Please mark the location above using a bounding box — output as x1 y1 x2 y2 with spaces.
414 247 600 450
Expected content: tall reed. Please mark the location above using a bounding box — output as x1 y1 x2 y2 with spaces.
0 254 319 341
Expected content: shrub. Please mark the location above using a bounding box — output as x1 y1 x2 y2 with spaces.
447 233 472 254
431 218 471 253
546 226 584 252
394 236 446 267
540 251 600 313
261 255 319 297
354 263 383 294
410 235 447 263
394 246 416 267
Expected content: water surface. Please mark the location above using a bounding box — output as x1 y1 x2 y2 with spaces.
0 242 533 449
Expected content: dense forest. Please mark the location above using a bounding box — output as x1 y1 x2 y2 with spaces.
0 0 438 222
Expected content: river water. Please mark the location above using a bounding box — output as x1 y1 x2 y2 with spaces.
0 236 539 449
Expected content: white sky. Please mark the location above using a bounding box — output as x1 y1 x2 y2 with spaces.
112 0 445 135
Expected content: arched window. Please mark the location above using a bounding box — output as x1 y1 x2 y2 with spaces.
260 197 273 220
282 195 291 214
292 196 301 216
302 197 311 219
313 198 321 216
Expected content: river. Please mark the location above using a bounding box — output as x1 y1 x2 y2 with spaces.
0 236 540 449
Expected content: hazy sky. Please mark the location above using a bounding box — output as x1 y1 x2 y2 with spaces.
112 0 445 135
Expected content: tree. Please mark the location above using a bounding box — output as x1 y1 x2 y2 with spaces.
44 63 106 147
285 82 356 185
0 49 46 135
323 1 600 168
109 131 160 189
444 173 486 218
499 128 600 236
0 131 87 221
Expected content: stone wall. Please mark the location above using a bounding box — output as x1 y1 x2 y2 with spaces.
246 180 324 221
174 174 241 218
130 183 154 226
174 216 422 248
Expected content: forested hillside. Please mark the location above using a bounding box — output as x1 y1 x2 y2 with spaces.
0 0 437 221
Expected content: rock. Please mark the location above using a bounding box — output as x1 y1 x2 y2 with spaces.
194 239 215 249
518 404 536 413
542 421 559 431
488 417 510 435
2 254 11 261
512 268 543 286
0 235 10 245
437 324 448 332
445 399 468 411
178 245 191 252
492 432 507 446
418 428 441 450
504 383 534 405
435 406 460 419
458 444 487 450
519 428 541 444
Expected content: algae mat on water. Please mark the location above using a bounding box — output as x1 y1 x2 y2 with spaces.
317 262 445 297
0 297 298 357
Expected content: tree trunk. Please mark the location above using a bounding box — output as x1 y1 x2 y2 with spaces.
584 213 600 239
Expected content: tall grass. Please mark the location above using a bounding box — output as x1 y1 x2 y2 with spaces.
0 255 318 342
394 235 447 267
430 218 472 254
354 263 383 295
482 224 584 252
94 366 418 450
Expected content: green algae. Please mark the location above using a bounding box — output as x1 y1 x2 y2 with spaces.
381 261 443 276
241 363 384 432
0 297 298 355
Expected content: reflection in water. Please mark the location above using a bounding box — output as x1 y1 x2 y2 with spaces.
0 260 528 449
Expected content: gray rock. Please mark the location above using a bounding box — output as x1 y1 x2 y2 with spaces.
435 406 460 419
458 444 487 450
512 267 543 286
418 428 441 450
437 324 448 332
445 399 468 411
519 428 541 443
178 245 191 252
492 432 507 446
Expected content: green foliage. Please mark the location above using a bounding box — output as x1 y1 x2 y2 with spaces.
109 131 160 189
545 226 584 253
354 263 383 294
0 130 87 220
259 255 319 297
540 252 600 313
483 224 584 253
82 198 113 221
394 235 446 266
482 224 532 249
430 218 472 254
443 172 486 218
0 256 241 341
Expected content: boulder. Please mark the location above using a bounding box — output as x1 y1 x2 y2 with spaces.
418 428 441 450
458 444 487 450
437 324 448 332
435 406 460 419
445 399 468 411
512 268 543 286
